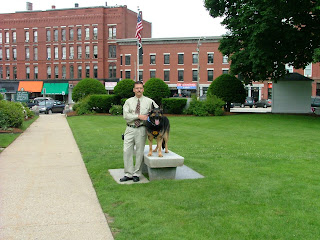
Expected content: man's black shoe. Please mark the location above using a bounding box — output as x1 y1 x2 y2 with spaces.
120 176 133 182
133 176 140 182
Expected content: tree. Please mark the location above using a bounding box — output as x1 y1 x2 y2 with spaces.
72 78 106 102
143 78 170 106
113 79 135 99
207 74 246 112
204 0 320 83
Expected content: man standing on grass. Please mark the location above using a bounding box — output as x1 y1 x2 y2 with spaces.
120 81 158 182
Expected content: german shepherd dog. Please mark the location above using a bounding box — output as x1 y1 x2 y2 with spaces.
145 104 170 157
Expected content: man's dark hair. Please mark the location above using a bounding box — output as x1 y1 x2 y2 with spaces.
134 81 144 87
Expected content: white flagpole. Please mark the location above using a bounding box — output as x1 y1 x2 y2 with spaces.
137 7 140 82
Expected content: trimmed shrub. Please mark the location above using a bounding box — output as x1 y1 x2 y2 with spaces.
87 94 117 113
185 98 209 116
72 78 106 102
0 101 24 129
109 105 123 115
162 98 187 114
120 98 128 106
22 102 35 119
75 96 93 115
0 94 3 100
205 95 225 115
114 79 135 99
144 78 170 106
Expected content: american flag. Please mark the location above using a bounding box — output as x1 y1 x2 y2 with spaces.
135 11 143 42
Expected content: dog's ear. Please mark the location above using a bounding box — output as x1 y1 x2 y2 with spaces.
151 102 155 110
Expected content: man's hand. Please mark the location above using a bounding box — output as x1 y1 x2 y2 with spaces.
138 115 148 121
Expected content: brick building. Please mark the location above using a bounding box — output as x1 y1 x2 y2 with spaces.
0 3 319 102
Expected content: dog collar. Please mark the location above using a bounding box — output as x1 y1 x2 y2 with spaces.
147 116 156 126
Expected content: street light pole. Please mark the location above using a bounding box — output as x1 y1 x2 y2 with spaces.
196 37 204 99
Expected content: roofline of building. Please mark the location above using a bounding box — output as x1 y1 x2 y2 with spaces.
116 36 223 45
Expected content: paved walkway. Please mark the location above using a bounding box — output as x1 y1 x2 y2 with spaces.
0 115 114 240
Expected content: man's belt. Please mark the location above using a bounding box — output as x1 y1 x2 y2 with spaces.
127 123 144 128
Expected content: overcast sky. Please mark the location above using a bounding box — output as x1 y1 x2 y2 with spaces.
0 0 227 38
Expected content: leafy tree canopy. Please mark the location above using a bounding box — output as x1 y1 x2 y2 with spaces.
204 0 320 83
113 79 135 99
143 78 170 106
72 78 106 102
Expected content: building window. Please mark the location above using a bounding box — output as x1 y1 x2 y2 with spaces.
150 70 156 78
46 29 51 41
6 66 10 79
5 32 9 43
139 53 143 65
150 54 156 65
47 66 51 79
54 47 59 59
77 46 82 59
6 48 10 60
304 63 312 77
125 70 131 79
33 30 38 42
139 70 143 82
86 65 90 78
222 69 229 74
62 46 66 59
69 46 74 59
47 47 51 60
70 65 74 79
61 29 66 41
0 66 3 79
62 65 66 79
77 28 82 40
85 46 90 59
13 66 17 79
69 28 74 41
0 48 2 60
192 53 198 64
285 64 293 73
164 54 170 64
34 66 38 79
125 55 131 65
109 63 116 78
34 47 38 61
120 55 123 65
208 53 214 63
93 45 98 59
178 70 184 81
178 53 184 64
108 45 116 58
26 66 30 79
108 26 116 39
25 31 29 42
12 48 17 60
25 47 30 60
0 33 2 43
93 27 98 40
12 31 16 43
207 69 214 81
54 29 58 41
192 70 198 81
85 28 90 40
164 70 170 82
120 70 123 79
78 65 82 79
94 65 98 78
223 55 229 64
54 66 59 79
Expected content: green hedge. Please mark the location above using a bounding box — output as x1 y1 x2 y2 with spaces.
162 98 187 114
0 101 25 129
87 94 118 113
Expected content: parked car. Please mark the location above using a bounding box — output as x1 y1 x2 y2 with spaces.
241 97 255 108
27 97 53 108
37 100 65 114
255 99 272 108
311 96 320 113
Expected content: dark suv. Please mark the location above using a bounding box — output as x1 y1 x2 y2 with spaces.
311 96 320 113
241 97 255 108
38 100 65 114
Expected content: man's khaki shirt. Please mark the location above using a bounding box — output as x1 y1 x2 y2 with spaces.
123 96 158 126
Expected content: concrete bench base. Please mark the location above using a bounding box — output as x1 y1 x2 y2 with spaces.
142 145 184 181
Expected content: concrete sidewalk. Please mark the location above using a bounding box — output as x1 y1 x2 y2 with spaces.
0 115 114 240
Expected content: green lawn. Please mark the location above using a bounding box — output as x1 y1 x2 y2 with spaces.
0 116 38 151
67 114 320 240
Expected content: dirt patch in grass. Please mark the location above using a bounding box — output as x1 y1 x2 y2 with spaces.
0 128 23 134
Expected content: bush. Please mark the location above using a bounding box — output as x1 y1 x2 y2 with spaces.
109 105 123 115
144 78 170 106
0 94 3 100
114 79 135 99
75 97 93 115
120 98 128 106
72 78 106 102
87 94 117 113
205 95 225 115
162 98 187 114
0 101 24 129
21 102 35 119
185 97 209 116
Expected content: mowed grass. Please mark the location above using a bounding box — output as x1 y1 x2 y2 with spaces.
67 114 320 240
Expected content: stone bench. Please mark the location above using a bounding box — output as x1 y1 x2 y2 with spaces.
142 145 184 181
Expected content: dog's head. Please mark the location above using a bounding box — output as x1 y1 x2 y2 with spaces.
149 103 163 126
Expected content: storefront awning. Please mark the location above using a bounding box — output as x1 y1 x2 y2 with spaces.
41 83 69 95
0 82 19 93
18 81 43 92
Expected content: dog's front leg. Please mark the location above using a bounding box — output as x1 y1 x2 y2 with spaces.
148 135 153 156
157 137 163 157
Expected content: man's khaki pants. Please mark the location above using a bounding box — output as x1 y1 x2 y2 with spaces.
123 126 146 177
